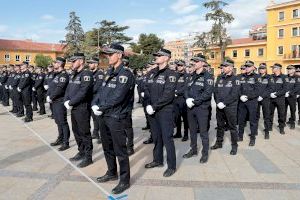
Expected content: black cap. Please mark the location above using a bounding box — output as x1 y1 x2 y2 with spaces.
102 43 124 54
287 65 295 70
55 57 66 63
245 60 254 67
271 63 282 69
153 48 172 58
176 60 185 66
87 57 99 64
69 53 85 62
191 53 206 63
258 63 267 69
222 59 234 67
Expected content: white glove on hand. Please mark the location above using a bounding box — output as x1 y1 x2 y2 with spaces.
141 92 145 98
258 96 263 102
9 85 12 90
64 100 72 110
270 92 277 98
46 96 52 103
186 98 195 108
17 87 21 92
297 95 300 98
5 85 8 90
217 102 226 109
92 105 103 116
0 83 2 86
240 95 248 102
146 105 155 115
285 92 290 98
44 85 49 90
32 87 36 91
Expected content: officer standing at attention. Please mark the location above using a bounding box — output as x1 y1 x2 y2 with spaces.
33 67 46 115
47 57 70 151
11 65 23 117
143 48 177 177
7 65 16 113
64 53 94 168
1 66 9 106
270 63 288 134
296 67 300 125
256 63 274 139
88 57 104 144
183 54 214 163
17 62 33 122
29 66 38 111
91 44 134 194
211 59 240 155
44 65 55 118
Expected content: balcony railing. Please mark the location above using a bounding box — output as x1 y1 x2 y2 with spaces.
283 52 300 60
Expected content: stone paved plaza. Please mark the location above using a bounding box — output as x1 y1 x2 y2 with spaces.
1 101 300 200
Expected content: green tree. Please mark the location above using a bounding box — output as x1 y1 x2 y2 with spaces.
193 32 213 58
34 54 53 67
130 33 164 55
128 54 153 70
64 11 85 57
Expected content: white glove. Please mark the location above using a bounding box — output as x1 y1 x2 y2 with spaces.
64 100 72 110
46 96 52 103
0 83 2 86
285 92 290 98
9 85 12 90
270 92 277 98
258 96 263 102
297 95 300 98
146 105 155 115
240 95 248 102
44 85 49 90
175 94 178 97
217 102 226 109
92 105 103 116
141 92 145 98
5 85 8 90
17 87 21 92
186 98 195 108
32 87 36 91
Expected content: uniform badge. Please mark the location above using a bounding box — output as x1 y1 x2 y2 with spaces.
119 75 128 84
207 79 213 85
25 74 29 77
98 75 103 80
83 76 91 81
169 76 176 83
60 77 66 82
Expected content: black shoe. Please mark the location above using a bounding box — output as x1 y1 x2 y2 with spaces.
58 144 70 151
145 161 164 169
182 136 188 142
97 138 102 144
290 123 295 130
265 132 270 140
96 173 118 183
142 126 150 130
210 142 222 150
200 155 208 163
237 137 243 142
91 133 99 139
280 128 285 135
112 182 130 195
16 113 24 117
249 140 255 147
69 152 85 161
286 121 291 125
77 157 93 168
9 110 16 113
32 108 38 111
39 112 46 115
163 168 176 177
183 149 198 159
50 139 63 146
173 134 182 138
127 148 134 156
24 117 33 123
143 138 153 144
298 120 300 126
230 146 238 155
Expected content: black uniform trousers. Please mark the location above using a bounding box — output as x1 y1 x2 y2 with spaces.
238 99 258 140
270 97 286 129
21 90 33 119
32 90 38 110
188 105 210 156
10 89 17 112
216 105 238 146
91 113 101 138
0 86 3 101
71 104 93 158
14 90 23 114
52 101 70 144
173 96 189 137
148 107 176 170
99 115 130 184
285 96 297 124
297 97 300 122
36 89 46 114
2 87 9 106
124 113 134 149
256 98 272 132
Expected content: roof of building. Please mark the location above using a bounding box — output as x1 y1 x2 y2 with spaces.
0 39 65 52
230 38 267 46
266 0 300 10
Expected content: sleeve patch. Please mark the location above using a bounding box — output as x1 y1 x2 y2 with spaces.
83 76 91 81
169 76 176 83
119 75 128 84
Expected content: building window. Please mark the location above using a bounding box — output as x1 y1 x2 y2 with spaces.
245 49 250 57
25 55 31 62
258 48 264 56
210 52 215 59
232 50 237 58
291 45 300 58
278 29 284 38
292 27 299 36
279 11 284 21
278 46 284 55
15 55 20 62
293 9 299 18
4 54 10 62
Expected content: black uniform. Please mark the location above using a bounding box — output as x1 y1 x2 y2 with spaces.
238 73 259 141
18 70 33 120
11 72 23 115
92 65 135 184
48 70 70 145
7 72 16 111
1 71 9 106
185 70 214 158
285 74 298 127
64 68 94 159
214 73 240 147
31 72 38 110
296 76 300 124
34 73 46 115
45 72 55 116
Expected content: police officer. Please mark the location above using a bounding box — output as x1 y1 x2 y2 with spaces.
45 65 55 118
296 68 300 125
11 65 24 117
238 60 259 146
285 65 298 130
211 59 239 155
64 53 94 168
173 59 189 141
256 63 274 139
88 57 104 144
33 67 46 115
1 66 10 106
92 44 134 194
270 63 288 134
144 48 177 177
48 57 70 151
17 62 33 122
183 54 214 163
7 65 16 113
29 66 38 111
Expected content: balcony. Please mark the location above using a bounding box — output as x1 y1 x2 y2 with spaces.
283 52 300 60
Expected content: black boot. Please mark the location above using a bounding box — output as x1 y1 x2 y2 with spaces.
264 131 270 140
112 182 130 195
127 147 134 156
96 173 118 183
77 157 93 168
210 142 222 150
69 152 85 161
173 133 182 138
58 143 70 151
181 135 188 142
249 139 255 147
290 123 295 130
230 145 238 155
200 154 208 163
143 137 153 144
24 117 33 123
50 139 63 146
183 149 198 159
91 132 99 139
280 127 285 135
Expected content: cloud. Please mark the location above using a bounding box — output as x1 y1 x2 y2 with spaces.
171 0 199 15
41 14 55 21
123 18 156 29
0 25 8 33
